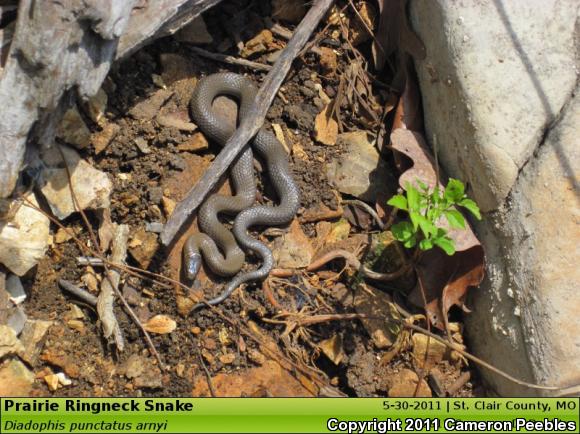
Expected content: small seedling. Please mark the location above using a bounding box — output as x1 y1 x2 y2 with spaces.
387 178 481 256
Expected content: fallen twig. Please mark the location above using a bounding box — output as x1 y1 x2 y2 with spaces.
307 249 412 281
58 279 98 306
161 0 336 246
342 199 385 230
188 46 272 71
446 370 471 396
97 224 130 351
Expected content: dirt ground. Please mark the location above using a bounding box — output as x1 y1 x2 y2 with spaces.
15 0 481 398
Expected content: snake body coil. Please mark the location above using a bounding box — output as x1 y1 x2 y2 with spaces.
183 73 300 308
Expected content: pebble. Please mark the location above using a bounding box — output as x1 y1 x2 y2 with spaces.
6 275 26 304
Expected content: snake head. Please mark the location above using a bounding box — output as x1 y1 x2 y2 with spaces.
185 252 203 281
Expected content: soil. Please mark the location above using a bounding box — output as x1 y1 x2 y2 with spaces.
16 0 481 398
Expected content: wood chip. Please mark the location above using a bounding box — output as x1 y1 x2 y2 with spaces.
314 103 338 145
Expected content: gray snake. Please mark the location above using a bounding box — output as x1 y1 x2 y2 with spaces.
183 72 300 309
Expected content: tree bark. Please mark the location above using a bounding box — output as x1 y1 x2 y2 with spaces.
0 0 219 199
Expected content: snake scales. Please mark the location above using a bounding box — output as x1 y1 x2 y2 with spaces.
183 72 300 309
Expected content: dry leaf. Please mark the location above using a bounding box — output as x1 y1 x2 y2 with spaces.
314 104 338 145
372 0 426 70
143 315 177 334
318 334 345 365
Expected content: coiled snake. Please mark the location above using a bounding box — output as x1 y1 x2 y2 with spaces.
183 72 300 309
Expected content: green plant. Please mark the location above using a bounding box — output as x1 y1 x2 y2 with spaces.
387 179 481 256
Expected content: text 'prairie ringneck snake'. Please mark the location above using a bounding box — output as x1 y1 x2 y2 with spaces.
183 72 300 310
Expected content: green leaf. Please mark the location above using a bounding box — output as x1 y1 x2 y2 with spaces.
406 183 420 212
403 234 417 248
459 198 482 220
444 209 466 229
419 238 434 250
391 221 415 242
433 235 456 255
416 179 429 193
444 178 465 203
415 213 436 238
387 194 408 211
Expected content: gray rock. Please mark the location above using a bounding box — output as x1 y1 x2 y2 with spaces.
6 275 26 304
175 16 213 45
411 1 579 395
39 145 112 219
57 106 91 150
0 193 50 276
7 305 27 336
18 319 54 365
411 0 577 212
326 131 395 202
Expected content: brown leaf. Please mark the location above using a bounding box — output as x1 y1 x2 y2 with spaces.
314 104 338 145
143 315 177 334
372 0 426 71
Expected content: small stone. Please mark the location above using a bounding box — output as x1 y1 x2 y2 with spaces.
145 222 164 233
129 89 173 120
7 306 27 335
248 349 266 366
267 50 282 64
44 373 60 391
177 132 209 152
162 196 176 217
40 145 112 220
388 369 432 397
201 348 214 364
326 131 394 202
128 228 159 269
272 219 314 268
272 0 307 22
56 372 72 386
6 274 26 304
319 47 338 73
318 334 345 365
64 304 85 320
241 29 274 58
176 295 195 317
0 359 35 396
157 113 197 131
0 325 24 358
412 333 448 368
17 320 53 365
134 137 152 154
0 192 50 276
57 106 91 149
92 122 120 155
40 350 80 378
123 354 145 379
67 320 85 334
143 315 177 334
54 227 74 244
219 353 236 364
191 326 201 335
175 363 186 377
203 337 217 351
81 271 99 293
175 16 213 44
85 88 108 124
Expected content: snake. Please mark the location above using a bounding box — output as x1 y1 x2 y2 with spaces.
183 72 300 309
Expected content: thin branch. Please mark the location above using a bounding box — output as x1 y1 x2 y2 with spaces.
161 0 336 245
188 46 272 71
58 279 98 306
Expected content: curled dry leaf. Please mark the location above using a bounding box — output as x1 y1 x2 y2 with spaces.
388 71 484 330
314 103 338 145
143 315 177 334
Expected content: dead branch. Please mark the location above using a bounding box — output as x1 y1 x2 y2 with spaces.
188 46 272 71
97 224 130 351
307 249 412 281
161 0 336 245
58 279 98 306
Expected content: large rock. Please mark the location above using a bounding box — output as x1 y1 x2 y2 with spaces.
411 0 579 395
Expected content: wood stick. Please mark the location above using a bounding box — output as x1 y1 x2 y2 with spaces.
97 224 130 351
160 0 336 246
188 46 272 71
58 279 98 306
